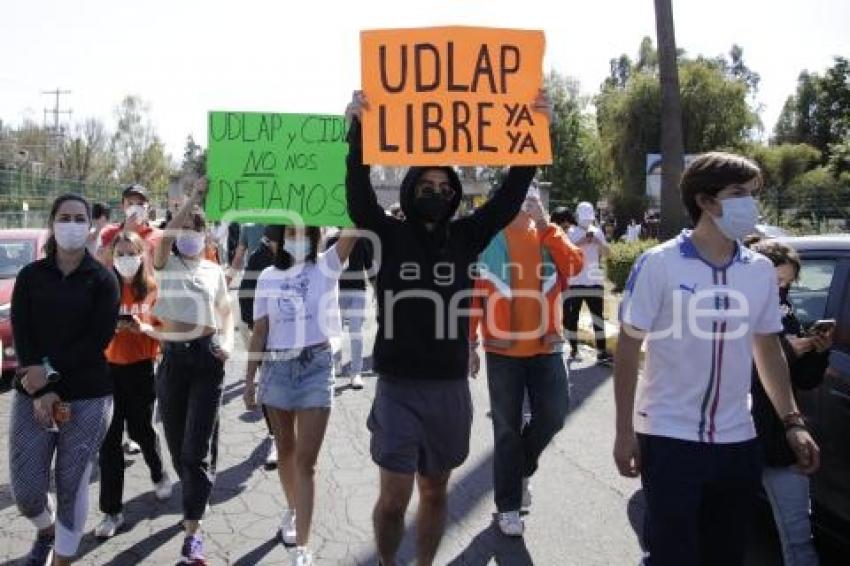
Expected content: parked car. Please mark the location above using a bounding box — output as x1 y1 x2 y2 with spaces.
779 234 850 549
0 229 48 382
754 223 789 238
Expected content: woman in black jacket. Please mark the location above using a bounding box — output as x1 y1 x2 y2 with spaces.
749 240 832 566
10 193 120 565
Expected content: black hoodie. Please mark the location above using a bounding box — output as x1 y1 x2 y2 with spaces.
346 119 537 381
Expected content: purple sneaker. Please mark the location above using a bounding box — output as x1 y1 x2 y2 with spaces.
180 534 207 565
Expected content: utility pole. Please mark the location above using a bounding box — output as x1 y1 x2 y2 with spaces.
42 88 72 186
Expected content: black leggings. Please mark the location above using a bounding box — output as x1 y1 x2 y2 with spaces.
99 360 164 514
563 285 607 354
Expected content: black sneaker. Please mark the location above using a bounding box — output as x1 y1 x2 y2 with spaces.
24 532 55 566
596 352 614 366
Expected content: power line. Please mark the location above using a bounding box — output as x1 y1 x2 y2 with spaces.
41 88 72 180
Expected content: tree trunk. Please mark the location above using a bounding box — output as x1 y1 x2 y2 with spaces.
654 0 687 238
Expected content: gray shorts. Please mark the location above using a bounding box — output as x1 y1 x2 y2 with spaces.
367 376 473 476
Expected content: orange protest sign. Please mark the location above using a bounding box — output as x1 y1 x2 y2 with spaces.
360 26 551 166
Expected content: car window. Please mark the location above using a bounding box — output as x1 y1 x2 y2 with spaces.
789 258 837 327
0 239 36 278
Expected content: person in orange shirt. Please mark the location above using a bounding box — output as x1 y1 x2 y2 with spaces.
469 187 583 537
95 231 173 539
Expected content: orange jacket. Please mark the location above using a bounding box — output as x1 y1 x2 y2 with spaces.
469 222 583 355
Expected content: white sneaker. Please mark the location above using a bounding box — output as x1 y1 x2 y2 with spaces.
291 547 312 566
123 440 141 455
497 511 524 537
521 478 532 509
94 513 124 538
350 374 364 390
279 509 297 546
154 472 173 501
266 439 278 470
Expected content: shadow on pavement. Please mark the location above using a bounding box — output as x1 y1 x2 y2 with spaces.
209 439 268 506
626 489 646 551
447 522 533 566
355 354 614 564
232 537 280 566
100 522 183 566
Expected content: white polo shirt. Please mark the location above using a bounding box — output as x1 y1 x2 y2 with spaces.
619 231 783 444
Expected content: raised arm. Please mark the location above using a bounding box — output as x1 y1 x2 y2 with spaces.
457 88 553 252
527 196 584 278
155 178 206 270
345 91 391 236
333 229 359 264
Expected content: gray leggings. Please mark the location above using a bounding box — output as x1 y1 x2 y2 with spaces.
9 392 113 557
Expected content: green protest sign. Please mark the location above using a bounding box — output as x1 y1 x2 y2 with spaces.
206 111 351 226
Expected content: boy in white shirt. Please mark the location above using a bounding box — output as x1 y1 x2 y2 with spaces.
613 152 820 566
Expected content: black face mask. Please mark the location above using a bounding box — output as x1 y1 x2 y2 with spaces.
415 192 452 222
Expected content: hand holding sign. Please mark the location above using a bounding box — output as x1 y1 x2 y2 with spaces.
532 88 554 125
345 90 369 125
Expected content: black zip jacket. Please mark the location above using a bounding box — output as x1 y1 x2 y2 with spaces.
751 303 829 467
345 118 537 381
239 239 275 327
11 251 120 400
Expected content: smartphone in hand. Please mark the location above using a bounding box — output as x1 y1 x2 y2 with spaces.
806 319 836 336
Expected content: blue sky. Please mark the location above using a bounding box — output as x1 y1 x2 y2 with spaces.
2 0 848 159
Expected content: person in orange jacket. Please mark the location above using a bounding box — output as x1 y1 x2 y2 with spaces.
95 230 172 539
469 186 583 537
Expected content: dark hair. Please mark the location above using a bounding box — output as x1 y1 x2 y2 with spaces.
45 193 92 257
110 231 154 301
92 202 110 221
550 206 576 227
274 226 322 270
750 240 801 280
680 152 763 224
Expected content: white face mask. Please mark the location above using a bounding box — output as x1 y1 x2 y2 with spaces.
175 233 205 257
53 221 90 251
125 204 148 223
114 255 143 278
284 239 311 262
711 196 760 241
578 218 592 229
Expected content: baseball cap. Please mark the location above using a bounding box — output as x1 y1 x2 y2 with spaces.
576 201 595 221
122 184 149 202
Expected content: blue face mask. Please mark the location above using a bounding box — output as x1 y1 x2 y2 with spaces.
712 196 759 241
284 239 311 262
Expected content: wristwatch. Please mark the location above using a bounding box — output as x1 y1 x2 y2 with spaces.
42 357 61 385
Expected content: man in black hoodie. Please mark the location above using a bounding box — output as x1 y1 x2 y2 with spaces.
345 90 552 565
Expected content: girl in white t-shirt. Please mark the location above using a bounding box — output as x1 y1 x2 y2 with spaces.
244 225 357 565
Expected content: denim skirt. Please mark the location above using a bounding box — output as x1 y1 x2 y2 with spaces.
257 343 334 410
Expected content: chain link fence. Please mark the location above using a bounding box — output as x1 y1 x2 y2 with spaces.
0 169 125 229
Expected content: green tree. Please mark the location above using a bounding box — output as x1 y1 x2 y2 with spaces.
180 135 207 175
540 70 606 208
596 40 758 229
773 57 850 158
787 166 850 232
61 118 113 183
111 95 173 202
